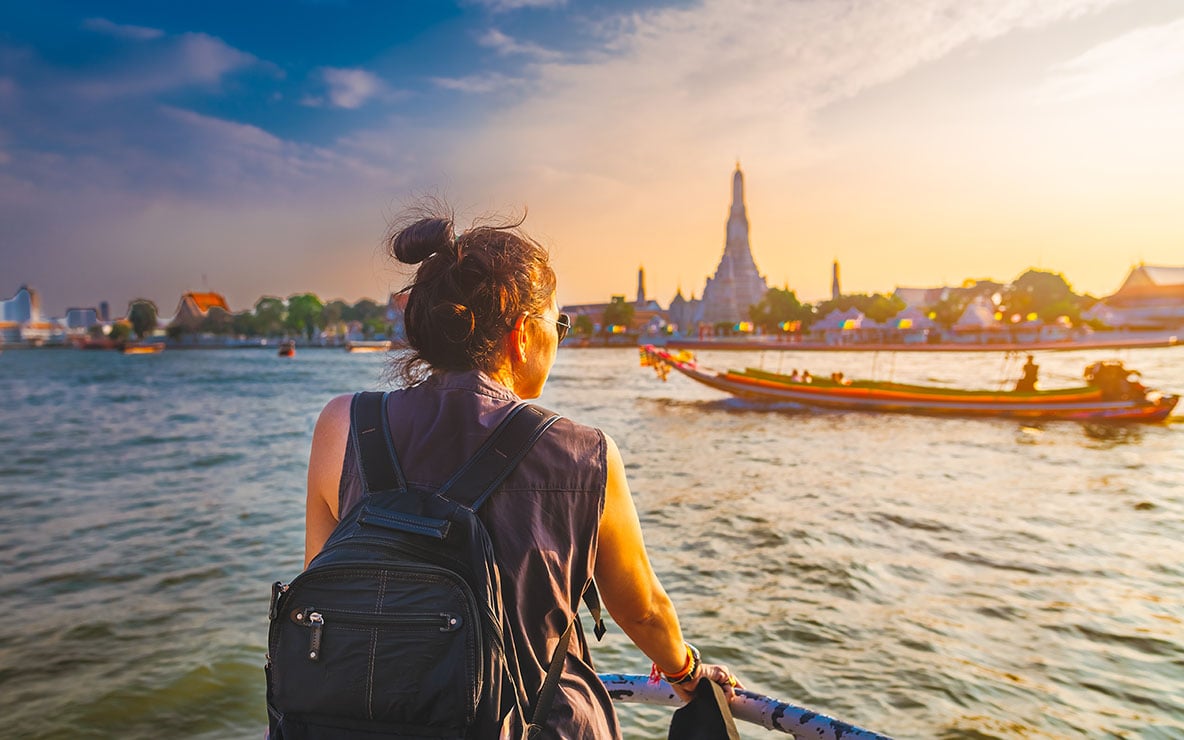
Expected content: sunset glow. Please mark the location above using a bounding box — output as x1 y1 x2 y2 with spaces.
2 1 1181 315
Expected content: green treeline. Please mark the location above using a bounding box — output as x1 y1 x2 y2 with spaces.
117 269 1094 341
747 269 1096 333
145 294 394 340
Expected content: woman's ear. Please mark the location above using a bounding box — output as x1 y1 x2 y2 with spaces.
510 314 529 363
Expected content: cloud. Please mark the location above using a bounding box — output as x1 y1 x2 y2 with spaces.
469 0 566 12
72 32 257 99
318 67 385 109
0 37 367 203
432 71 520 93
450 0 1125 185
1040 16 1184 101
82 17 165 41
478 29 561 60
302 67 403 109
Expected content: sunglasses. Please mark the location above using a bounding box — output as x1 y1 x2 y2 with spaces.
529 312 571 343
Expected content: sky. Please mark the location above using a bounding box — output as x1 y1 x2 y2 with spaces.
2 0 1182 316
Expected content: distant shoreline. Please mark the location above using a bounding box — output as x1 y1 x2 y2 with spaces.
657 331 1180 353
3 331 1180 354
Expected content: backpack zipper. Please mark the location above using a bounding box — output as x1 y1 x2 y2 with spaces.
269 581 290 621
269 560 494 673
294 607 463 661
280 557 501 649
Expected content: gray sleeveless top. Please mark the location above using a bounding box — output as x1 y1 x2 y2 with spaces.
338 370 622 739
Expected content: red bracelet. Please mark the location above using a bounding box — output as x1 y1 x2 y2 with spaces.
648 643 701 684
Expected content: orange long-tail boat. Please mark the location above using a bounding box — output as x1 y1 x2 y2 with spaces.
640 345 1178 422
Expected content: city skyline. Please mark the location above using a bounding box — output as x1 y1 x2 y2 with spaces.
2 1 1182 316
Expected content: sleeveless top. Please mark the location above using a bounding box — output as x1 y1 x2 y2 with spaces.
338 370 622 740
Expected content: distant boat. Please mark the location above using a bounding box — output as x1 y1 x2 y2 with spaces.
641 345 1178 422
345 340 392 353
122 340 164 352
278 340 296 357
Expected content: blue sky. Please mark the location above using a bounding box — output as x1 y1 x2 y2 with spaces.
3 0 1183 316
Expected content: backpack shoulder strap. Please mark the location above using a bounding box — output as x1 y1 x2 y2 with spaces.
349 391 407 495
435 402 560 511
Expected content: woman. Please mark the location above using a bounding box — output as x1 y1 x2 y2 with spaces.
304 211 741 737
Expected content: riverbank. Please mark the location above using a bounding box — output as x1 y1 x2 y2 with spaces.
658 329 1180 353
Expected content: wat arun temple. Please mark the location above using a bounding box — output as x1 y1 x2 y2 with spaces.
668 164 769 330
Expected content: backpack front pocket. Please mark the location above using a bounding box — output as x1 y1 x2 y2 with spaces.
271 565 481 730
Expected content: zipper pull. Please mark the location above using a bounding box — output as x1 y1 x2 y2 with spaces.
307 612 324 661
269 582 288 621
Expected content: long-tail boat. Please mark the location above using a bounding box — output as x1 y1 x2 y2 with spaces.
640 345 1178 422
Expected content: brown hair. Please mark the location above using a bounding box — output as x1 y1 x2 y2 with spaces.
388 203 555 383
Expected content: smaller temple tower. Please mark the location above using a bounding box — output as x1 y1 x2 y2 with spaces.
832 261 841 300
637 266 646 304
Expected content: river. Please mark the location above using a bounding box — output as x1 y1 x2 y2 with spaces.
0 346 1180 738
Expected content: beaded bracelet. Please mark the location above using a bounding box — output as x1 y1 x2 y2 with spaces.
649 643 701 685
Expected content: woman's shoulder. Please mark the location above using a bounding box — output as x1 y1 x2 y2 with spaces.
314 394 354 433
525 411 608 485
543 412 605 447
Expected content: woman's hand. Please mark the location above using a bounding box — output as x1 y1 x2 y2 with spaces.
671 661 743 703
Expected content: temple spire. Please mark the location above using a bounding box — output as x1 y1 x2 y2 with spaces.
731 162 745 216
697 164 768 325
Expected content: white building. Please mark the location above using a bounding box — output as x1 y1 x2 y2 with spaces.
0 285 55 345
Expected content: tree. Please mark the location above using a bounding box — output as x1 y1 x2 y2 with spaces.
352 298 384 323
232 310 259 337
322 299 348 323
1002 270 1080 323
861 294 905 324
573 314 594 337
286 293 325 341
346 298 388 338
930 295 969 329
749 288 813 332
601 296 634 332
127 299 158 339
254 296 286 337
200 307 234 334
362 317 389 339
320 299 350 340
812 293 904 325
108 321 132 343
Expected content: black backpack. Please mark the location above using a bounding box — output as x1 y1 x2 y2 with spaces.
267 391 602 739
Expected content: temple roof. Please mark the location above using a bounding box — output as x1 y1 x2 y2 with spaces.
1107 265 1184 307
1120 265 1184 289
182 292 230 314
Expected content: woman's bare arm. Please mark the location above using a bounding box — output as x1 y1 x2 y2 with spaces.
594 433 740 699
304 394 351 567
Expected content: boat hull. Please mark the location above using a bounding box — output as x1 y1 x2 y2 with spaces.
122 344 164 355
345 341 392 353
642 346 1178 422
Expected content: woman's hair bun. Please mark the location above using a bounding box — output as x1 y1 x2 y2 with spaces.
391 217 455 264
